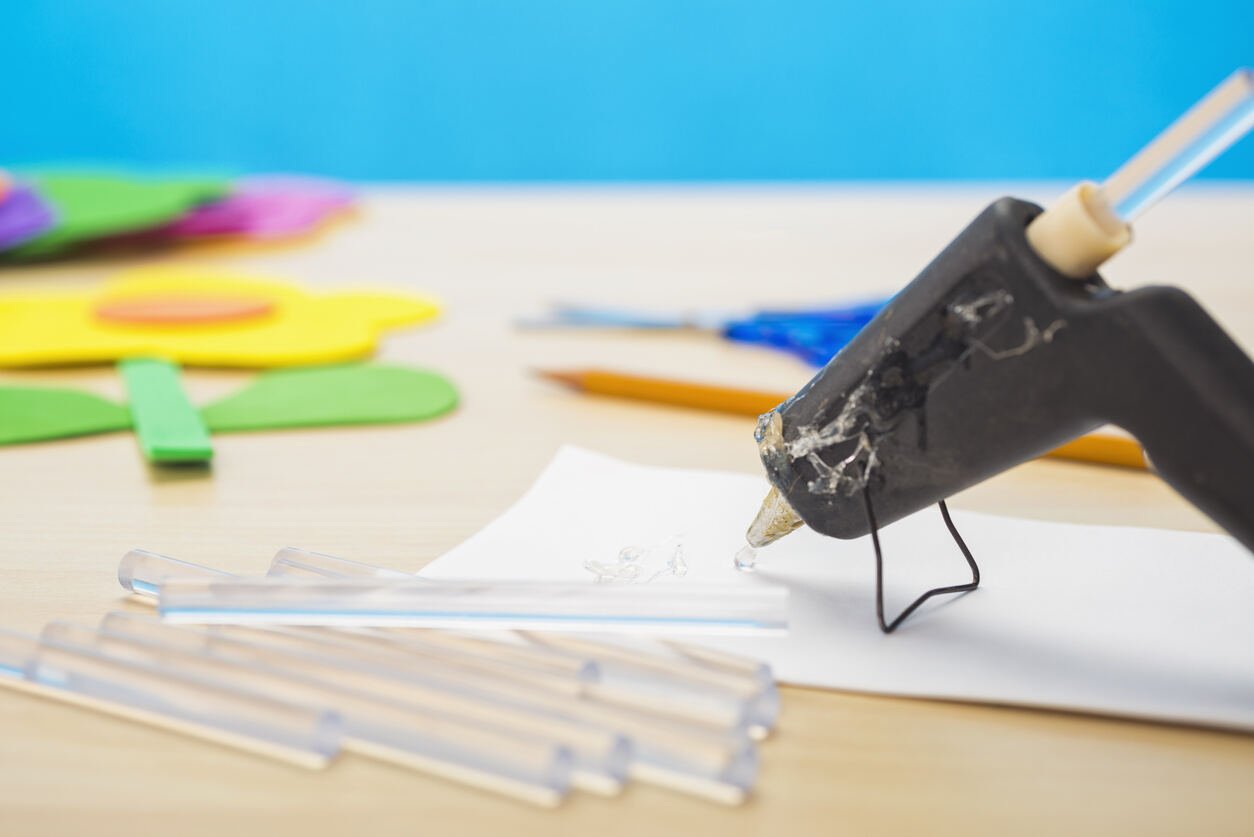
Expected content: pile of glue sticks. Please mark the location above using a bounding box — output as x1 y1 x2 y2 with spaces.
0 548 782 807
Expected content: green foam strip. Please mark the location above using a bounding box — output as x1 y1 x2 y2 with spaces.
0 387 132 445
201 363 458 432
119 358 214 463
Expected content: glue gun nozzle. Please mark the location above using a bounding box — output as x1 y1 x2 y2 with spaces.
745 486 804 549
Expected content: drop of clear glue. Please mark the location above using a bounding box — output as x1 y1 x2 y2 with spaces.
618 546 644 563
734 545 758 572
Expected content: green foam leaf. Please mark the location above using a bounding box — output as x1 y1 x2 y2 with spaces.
0 386 132 445
201 364 459 432
5 171 231 259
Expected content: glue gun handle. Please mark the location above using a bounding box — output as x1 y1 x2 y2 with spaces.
1110 287 1254 553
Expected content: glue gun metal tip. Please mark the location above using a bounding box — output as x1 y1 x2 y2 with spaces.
745 486 804 549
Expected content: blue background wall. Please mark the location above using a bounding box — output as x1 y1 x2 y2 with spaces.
4 1 1251 181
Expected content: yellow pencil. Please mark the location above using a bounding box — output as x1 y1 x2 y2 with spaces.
536 368 1148 471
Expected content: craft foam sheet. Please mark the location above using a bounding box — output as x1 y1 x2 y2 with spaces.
0 267 441 368
0 364 458 446
200 364 458 431
0 387 131 444
166 176 354 240
4 172 231 259
0 184 58 251
423 446 1254 732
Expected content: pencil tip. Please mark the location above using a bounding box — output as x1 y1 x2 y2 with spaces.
532 368 583 389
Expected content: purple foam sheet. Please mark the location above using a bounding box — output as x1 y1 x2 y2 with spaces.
167 176 355 240
0 184 58 251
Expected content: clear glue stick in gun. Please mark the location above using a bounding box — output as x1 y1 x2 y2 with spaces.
743 69 1254 585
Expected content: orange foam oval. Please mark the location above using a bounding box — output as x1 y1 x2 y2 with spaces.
96 295 276 325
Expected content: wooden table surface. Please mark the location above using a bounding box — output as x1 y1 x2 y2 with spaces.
1 186 1252 836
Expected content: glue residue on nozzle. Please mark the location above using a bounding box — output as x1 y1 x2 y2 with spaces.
734 545 758 573
745 486 803 548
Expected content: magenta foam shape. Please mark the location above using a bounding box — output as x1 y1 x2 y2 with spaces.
166 176 354 240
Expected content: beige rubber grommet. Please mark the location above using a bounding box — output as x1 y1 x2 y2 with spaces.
1026 182 1131 278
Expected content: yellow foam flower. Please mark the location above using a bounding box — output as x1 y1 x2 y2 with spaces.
0 266 441 368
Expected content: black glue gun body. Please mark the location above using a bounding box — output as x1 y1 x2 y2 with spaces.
758 198 1254 551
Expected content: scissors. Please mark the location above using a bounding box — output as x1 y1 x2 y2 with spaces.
518 300 887 366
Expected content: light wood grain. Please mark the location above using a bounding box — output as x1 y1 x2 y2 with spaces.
1 185 1252 836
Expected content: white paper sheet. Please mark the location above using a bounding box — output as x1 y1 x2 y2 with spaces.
422 446 1254 731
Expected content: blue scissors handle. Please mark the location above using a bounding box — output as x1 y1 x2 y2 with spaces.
722 302 885 366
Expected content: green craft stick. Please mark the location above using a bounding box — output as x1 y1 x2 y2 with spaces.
201 363 458 432
0 387 132 445
119 358 213 463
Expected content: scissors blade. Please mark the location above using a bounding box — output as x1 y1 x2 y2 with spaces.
516 304 733 330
